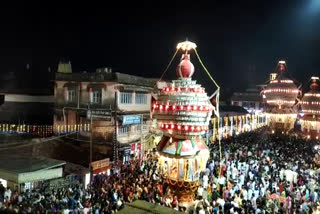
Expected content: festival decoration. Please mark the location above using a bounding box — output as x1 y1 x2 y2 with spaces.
153 40 212 205
301 77 320 139
261 61 300 131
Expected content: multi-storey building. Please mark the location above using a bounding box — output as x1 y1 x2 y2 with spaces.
54 61 160 162
230 85 265 114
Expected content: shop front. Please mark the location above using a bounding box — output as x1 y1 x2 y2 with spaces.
91 158 112 175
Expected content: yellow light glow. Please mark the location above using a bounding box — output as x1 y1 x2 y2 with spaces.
177 41 197 51
266 100 295 104
264 89 299 93
311 76 319 80
305 93 320 97
302 109 320 114
270 73 278 80
272 130 275 134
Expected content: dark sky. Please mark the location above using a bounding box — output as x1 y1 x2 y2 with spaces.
0 0 320 97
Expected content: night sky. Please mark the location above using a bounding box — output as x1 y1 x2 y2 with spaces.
0 0 320 98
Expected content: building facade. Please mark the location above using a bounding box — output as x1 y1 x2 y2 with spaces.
230 85 265 114
54 64 159 162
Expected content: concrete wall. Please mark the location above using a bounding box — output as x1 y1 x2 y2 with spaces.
4 94 54 103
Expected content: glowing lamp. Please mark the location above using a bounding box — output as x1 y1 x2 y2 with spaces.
165 105 169 110
176 40 197 51
165 124 169 129
171 124 175 129
166 88 170 92
191 126 195 131
159 105 163 110
184 125 189 131
177 125 181 130
172 105 176 110
187 106 191 111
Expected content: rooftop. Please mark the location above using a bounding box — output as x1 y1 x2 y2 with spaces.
0 154 65 174
55 72 158 88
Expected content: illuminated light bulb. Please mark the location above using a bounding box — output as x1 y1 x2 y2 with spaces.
205 106 209 111
162 88 166 92
177 125 181 130
196 126 201 131
171 87 175 91
160 124 164 128
159 105 163 110
171 124 175 129
193 106 198 111
191 126 195 131
172 105 176 110
179 105 184 110
184 125 189 131
165 124 169 129
177 87 181 92
199 106 203 111
166 88 170 92
187 106 191 111
153 104 157 109
165 105 169 110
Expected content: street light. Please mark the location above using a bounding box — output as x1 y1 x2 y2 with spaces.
87 103 93 184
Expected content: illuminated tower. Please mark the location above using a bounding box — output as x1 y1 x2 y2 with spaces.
262 61 300 131
301 77 320 139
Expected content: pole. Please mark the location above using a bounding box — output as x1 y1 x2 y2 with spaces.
113 91 118 167
89 106 93 183
140 113 143 158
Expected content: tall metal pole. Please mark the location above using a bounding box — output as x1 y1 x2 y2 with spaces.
140 113 143 158
113 91 118 167
89 106 93 183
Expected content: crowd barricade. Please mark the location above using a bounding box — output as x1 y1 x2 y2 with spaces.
210 113 267 143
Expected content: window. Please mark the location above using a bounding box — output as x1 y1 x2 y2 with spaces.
119 126 130 135
135 93 147 104
120 92 132 104
68 89 76 102
92 90 101 104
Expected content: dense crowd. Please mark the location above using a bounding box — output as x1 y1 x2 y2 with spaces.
199 128 320 214
0 128 319 213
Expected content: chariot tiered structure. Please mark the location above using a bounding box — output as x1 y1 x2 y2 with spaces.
262 61 300 131
152 41 214 205
301 77 320 139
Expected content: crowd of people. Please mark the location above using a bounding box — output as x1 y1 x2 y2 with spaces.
199 128 320 214
0 127 319 213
